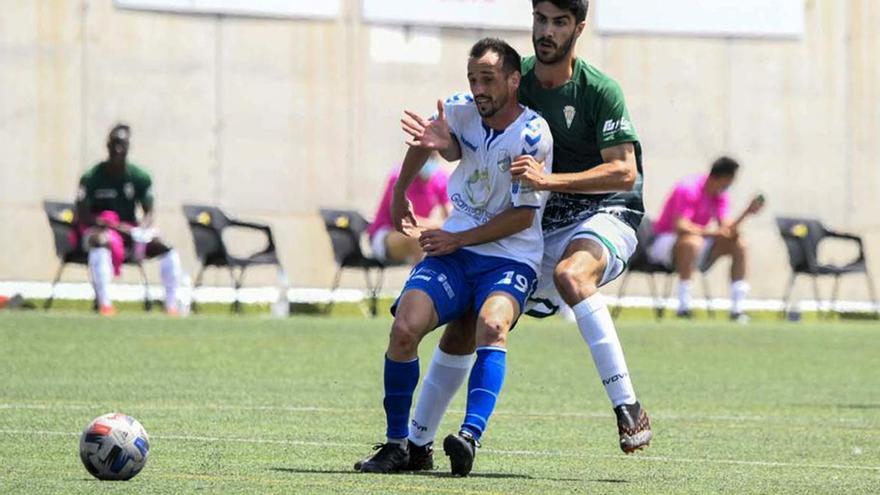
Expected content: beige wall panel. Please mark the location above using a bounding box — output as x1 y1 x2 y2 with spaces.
1 0 878 301
217 19 351 215
847 0 880 232
79 2 217 208
1 1 83 206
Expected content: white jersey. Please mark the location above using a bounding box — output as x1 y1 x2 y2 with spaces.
440 93 553 272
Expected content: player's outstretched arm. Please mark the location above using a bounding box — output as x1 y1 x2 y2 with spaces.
522 142 637 194
400 100 461 161
418 208 535 256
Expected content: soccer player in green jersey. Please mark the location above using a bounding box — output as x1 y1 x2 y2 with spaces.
395 0 651 472
74 124 182 316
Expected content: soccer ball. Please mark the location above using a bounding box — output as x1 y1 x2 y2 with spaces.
79 413 150 480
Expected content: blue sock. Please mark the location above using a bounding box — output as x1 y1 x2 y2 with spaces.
461 346 507 440
383 356 420 440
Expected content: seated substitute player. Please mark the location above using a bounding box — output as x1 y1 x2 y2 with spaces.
367 153 450 265
74 123 183 316
355 38 553 476
395 0 653 466
648 156 765 321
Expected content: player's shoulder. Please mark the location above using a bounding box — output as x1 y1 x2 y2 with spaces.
575 58 625 97
518 107 552 157
676 174 705 193
520 56 537 76
443 92 476 110
520 107 552 136
79 163 104 182
442 92 479 126
125 162 152 182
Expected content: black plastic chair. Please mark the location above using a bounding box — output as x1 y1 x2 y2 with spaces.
182 205 283 313
613 217 714 319
776 217 878 319
319 208 398 317
42 200 152 311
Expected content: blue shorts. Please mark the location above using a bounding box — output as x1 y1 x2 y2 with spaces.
391 249 538 327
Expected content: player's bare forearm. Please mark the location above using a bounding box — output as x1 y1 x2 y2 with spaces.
141 211 154 228
393 147 432 197
675 218 705 236
419 208 535 256
457 207 535 247
439 139 462 162
540 142 637 194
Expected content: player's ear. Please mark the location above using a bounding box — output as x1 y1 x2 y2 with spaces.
508 71 522 91
575 20 586 39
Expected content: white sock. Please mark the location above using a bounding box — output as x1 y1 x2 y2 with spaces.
407 347 475 446
677 280 693 312
572 294 637 407
731 280 750 314
160 249 182 310
88 247 112 308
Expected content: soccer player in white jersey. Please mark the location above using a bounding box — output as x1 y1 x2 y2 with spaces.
396 0 653 470
355 38 553 477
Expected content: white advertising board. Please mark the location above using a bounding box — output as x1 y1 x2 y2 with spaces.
362 0 531 31
114 0 341 20
596 0 804 39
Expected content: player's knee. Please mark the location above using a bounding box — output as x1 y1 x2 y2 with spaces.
477 315 509 347
87 233 109 248
389 318 423 354
554 265 597 302
678 234 703 252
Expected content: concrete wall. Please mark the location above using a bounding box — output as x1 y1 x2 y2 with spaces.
1 0 878 301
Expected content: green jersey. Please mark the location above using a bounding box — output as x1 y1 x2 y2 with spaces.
76 162 154 223
518 56 644 232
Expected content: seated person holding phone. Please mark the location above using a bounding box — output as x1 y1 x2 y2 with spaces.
648 156 765 322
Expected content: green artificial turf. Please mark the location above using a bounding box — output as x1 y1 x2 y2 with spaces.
1 312 878 494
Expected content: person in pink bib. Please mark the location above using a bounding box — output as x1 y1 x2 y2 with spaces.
649 156 764 321
367 155 450 264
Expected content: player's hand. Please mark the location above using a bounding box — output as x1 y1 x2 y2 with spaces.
401 100 453 151
746 195 765 215
716 225 738 240
391 192 419 236
419 229 463 256
510 155 547 190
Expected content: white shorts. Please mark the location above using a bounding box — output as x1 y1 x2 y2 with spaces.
370 226 392 263
647 233 713 269
527 213 638 317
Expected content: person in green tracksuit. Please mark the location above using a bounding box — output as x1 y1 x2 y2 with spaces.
74 124 182 316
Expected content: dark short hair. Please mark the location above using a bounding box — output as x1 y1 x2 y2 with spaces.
709 156 740 178
469 37 522 76
532 0 589 23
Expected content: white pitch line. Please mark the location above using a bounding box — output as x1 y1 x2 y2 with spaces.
1 428 878 473
0 402 875 428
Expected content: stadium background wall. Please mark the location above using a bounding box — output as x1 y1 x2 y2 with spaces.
1 0 878 300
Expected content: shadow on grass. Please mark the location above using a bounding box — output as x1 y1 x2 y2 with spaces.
270 467 627 483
